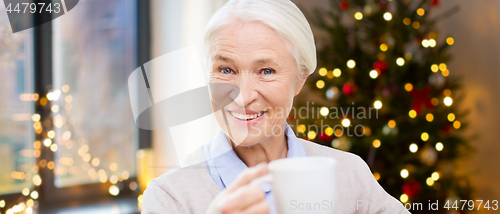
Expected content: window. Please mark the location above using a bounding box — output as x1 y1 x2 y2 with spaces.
51 0 138 188
0 8 36 195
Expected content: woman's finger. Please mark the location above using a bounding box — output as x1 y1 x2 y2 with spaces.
226 183 266 211
227 162 268 192
241 199 270 214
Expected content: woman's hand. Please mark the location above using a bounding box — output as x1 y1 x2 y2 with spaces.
206 162 270 214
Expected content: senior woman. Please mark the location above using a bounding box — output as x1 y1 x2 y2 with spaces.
142 0 409 213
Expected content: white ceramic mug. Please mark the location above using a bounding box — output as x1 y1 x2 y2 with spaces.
252 157 337 214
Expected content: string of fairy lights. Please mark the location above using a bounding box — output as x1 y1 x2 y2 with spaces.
296 6 460 204
1 85 140 214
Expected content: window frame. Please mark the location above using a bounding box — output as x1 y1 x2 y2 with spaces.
0 1 36 209
31 0 150 207
0 0 150 209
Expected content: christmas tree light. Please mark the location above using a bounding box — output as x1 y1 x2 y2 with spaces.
293 0 472 210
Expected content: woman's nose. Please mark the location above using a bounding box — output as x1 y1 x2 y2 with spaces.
233 77 258 107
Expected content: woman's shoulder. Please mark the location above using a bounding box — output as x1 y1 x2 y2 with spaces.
148 147 220 193
299 139 365 162
298 138 373 176
141 148 220 213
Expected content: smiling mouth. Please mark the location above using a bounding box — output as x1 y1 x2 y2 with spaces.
228 110 266 121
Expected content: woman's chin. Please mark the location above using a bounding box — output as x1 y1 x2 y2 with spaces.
225 127 267 147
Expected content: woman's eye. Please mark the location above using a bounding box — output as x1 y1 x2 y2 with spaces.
220 68 233 74
261 68 275 75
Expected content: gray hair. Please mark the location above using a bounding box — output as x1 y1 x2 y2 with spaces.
204 0 317 77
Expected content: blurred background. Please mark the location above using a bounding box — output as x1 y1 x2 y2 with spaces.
0 0 498 213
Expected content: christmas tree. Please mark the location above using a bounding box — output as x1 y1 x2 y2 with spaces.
290 0 474 213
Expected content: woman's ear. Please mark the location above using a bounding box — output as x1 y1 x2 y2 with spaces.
294 70 310 96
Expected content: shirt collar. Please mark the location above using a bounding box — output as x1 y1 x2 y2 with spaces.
208 123 307 192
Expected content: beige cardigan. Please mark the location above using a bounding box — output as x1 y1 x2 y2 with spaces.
142 139 411 214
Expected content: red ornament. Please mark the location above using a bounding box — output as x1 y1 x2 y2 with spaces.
339 1 350 10
442 124 452 134
342 82 358 97
318 131 333 141
431 0 440 7
409 86 433 115
402 181 421 197
379 1 388 9
373 61 389 75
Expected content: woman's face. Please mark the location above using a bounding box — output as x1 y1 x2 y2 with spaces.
209 21 307 146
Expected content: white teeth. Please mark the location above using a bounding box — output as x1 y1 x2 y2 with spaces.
230 111 265 120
